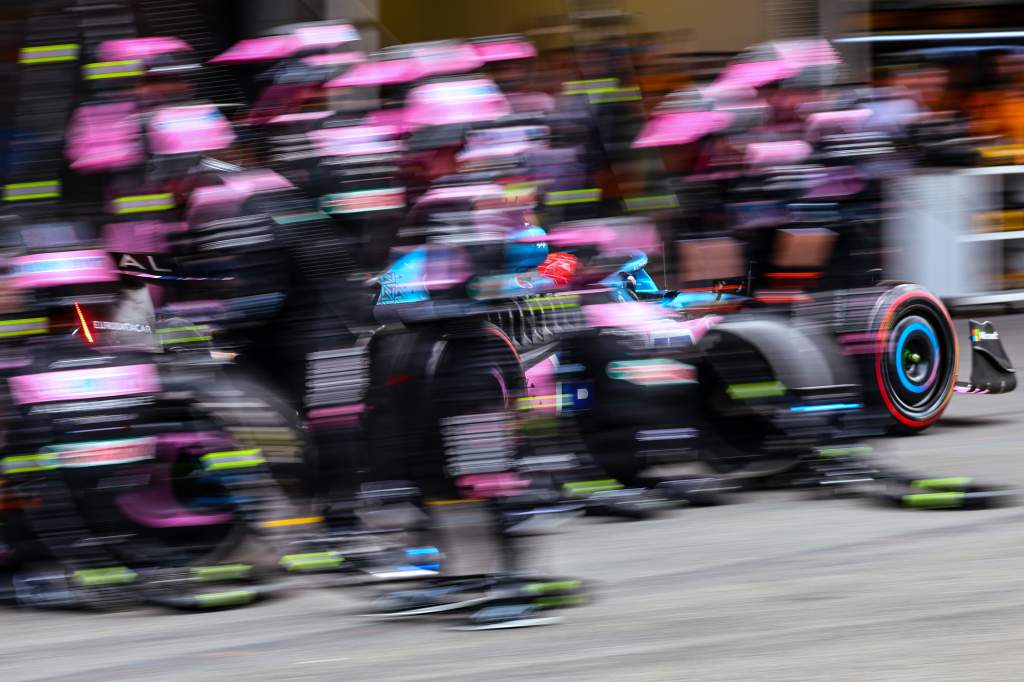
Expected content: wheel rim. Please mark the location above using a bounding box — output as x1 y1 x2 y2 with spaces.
881 306 954 422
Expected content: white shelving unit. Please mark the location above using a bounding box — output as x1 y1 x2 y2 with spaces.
885 166 1024 308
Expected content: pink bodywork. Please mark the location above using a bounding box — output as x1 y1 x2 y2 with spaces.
710 39 839 91
473 38 537 63
745 140 812 167
98 36 191 62
805 108 873 139
633 111 735 148
403 79 511 130
148 105 235 155
302 51 365 67
103 220 181 254
584 302 721 346
186 171 293 226
457 472 530 499
413 42 485 77
268 110 333 125
221 169 294 196
309 124 402 156
545 220 660 254
293 23 359 49
116 432 235 528
211 36 298 64
327 58 426 87
212 24 358 64
11 250 118 290
419 183 505 205
365 108 415 134
9 363 159 405
306 403 365 430
66 102 144 173
327 42 483 87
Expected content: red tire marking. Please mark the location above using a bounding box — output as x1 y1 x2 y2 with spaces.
873 289 958 429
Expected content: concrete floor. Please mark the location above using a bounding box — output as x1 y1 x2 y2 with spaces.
5 315 1024 682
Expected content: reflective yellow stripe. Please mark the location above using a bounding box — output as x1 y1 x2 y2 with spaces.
19 43 80 64
624 194 679 212
83 60 143 80
160 336 213 345
0 317 48 337
545 188 601 206
201 449 265 471
2 454 59 475
112 193 175 214
587 87 641 104
563 78 619 94
3 181 61 201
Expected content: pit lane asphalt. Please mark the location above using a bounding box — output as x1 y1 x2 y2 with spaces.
5 314 1024 682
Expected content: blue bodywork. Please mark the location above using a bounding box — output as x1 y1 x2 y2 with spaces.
374 236 737 310
377 248 431 305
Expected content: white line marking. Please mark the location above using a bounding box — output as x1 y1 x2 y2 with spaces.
294 657 351 665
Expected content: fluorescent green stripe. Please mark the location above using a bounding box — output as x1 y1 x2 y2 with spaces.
526 302 577 311
563 479 623 496
0 328 46 338
911 477 974 491
280 552 344 572
72 567 137 587
0 317 46 326
191 564 252 582
202 449 262 461
726 381 786 400
201 449 265 471
546 198 599 205
84 70 144 80
903 492 965 509
3 464 57 474
4 181 61 202
112 194 175 214
114 205 174 215
21 43 78 53
83 60 143 80
114 193 173 202
19 44 79 64
523 579 582 595
817 446 873 459
159 326 209 334
204 459 265 471
546 189 601 206
160 336 213 345
563 78 618 94
2 454 59 474
195 590 256 608
20 55 77 63
0 316 49 336
624 194 678 211
536 595 587 608
3 192 60 201
5 181 58 189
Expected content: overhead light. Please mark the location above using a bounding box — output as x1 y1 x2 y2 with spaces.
837 31 1024 43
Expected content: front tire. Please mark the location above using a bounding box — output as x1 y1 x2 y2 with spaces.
872 285 957 434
